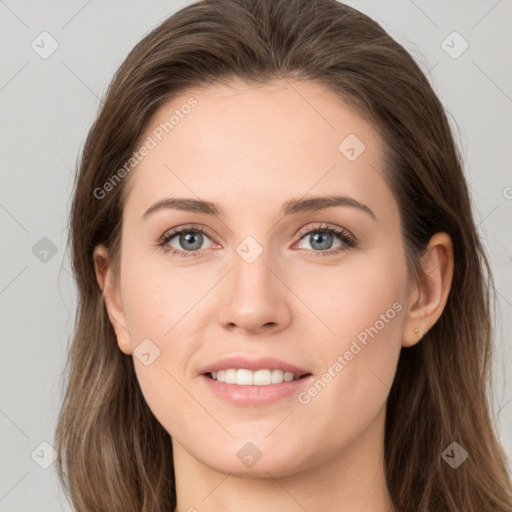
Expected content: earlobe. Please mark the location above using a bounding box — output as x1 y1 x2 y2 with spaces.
402 232 454 348
93 244 132 355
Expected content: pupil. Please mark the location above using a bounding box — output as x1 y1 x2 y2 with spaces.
181 232 203 251
311 232 332 250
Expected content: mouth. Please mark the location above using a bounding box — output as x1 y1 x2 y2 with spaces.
198 356 313 405
204 368 312 386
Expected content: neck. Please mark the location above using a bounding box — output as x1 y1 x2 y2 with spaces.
172 405 394 512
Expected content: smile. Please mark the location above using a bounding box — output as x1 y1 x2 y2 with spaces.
207 368 307 385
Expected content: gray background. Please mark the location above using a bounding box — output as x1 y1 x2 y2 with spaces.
0 1 511 510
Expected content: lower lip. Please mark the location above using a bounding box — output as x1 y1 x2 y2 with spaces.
199 374 313 406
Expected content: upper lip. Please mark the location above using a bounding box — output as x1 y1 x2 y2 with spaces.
199 355 311 376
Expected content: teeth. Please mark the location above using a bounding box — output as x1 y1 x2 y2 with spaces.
210 369 302 385
225 369 237 384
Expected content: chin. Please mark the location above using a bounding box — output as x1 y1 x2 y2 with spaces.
196 440 318 478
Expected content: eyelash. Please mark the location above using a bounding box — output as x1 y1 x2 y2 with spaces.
157 223 357 259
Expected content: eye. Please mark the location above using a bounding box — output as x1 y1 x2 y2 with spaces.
157 222 357 259
158 225 216 258
294 223 356 256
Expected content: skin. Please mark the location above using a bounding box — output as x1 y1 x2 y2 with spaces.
94 78 454 512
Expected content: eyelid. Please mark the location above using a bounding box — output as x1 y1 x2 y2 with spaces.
157 223 218 259
158 223 217 245
294 222 356 245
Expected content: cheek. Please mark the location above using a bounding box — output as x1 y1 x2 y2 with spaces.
300 249 406 427
290 299 403 466
120 252 207 341
118 249 215 434
298 242 407 351
132 359 209 442
314 296 404 409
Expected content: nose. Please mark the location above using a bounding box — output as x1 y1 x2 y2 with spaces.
217 249 292 335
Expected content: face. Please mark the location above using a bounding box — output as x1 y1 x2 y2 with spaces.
101 79 413 477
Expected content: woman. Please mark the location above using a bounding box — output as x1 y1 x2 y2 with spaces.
55 0 512 510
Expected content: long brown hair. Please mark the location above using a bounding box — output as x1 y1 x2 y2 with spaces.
55 0 512 510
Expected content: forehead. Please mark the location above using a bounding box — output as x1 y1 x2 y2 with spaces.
123 78 395 224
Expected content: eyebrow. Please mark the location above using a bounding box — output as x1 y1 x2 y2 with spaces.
141 194 376 222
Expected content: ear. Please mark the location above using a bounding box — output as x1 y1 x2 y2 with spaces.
93 244 132 355
402 232 454 348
